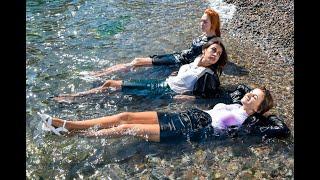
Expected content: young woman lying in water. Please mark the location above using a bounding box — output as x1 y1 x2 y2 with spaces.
54 38 228 102
88 8 222 77
40 84 290 142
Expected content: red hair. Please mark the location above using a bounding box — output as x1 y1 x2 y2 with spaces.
204 8 221 37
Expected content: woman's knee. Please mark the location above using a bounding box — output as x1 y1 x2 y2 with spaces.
131 58 141 65
102 80 122 88
102 80 113 87
117 112 133 124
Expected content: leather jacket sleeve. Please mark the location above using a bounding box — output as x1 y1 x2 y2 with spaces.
192 72 220 98
173 35 217 65
151 54 178 65
237 114 291 139
194 114 290 141
229 84 291 138
151 35 217 66
229 84 253 104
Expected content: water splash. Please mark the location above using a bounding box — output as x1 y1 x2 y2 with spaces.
208 0 237 23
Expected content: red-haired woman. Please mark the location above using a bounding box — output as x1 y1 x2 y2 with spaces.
90 8 222 77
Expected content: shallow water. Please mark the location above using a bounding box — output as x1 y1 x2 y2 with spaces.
26 0 293 179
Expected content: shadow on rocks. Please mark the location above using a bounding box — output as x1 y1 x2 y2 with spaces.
223 61 249 76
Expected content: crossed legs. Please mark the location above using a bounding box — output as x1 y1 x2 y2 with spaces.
52 111 161 142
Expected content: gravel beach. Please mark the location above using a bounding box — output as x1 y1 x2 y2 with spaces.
220 0 294 137
218 0 294 130
216 1 294 178
223 0 294 65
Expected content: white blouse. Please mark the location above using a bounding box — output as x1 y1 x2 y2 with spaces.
165 57 212 94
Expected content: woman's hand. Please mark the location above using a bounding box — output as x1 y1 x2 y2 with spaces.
130 57 153 67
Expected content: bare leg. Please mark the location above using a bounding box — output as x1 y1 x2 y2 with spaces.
53 80 123 102
51 111 158 131
89 63 133 77
89 57 153 77
82 124 160 142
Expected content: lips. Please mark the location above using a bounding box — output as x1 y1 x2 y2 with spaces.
209 56 216 61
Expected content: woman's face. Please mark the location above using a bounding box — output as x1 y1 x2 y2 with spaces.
241 88 265 113
200 13 212 34
201 43 222 67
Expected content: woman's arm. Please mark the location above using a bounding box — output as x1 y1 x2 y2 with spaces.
174 35 216 65
229 84 253 104
258 115 291 139
240 114 291 139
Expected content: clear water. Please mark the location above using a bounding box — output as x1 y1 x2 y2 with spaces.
26 0 293 179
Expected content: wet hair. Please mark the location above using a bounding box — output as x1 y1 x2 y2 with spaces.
255 86 274 114
204 8 221 37
202 37 228 76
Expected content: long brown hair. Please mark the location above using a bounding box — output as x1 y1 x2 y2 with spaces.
204 8 221 37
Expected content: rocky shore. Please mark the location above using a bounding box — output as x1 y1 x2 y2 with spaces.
223 0 294 65
214 1 294 178
219 0 294 131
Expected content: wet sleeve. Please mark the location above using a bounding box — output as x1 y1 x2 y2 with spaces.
150 54 179 65
192 73 220 98
229 84 253 104
241 115 291 139
257 115 291 139
174 39 204 65
151 35 206 65
150 49 198 66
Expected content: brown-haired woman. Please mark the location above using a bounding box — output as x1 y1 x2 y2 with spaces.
54 38 228 102
40 86 287 142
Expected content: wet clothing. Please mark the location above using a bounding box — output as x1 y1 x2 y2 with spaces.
158 108 212 142
151 34 217 66
121 57 220 98
157 84 291 142
122 79 172 96
158 104 248 142
205 103 248 129
166 57 219 96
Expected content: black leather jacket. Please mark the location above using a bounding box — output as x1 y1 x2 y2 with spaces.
192 72 220 98
194 84 291 141
151 35 217 66
175 35 217 65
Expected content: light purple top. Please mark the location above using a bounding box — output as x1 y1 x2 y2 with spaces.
205 103 249 129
